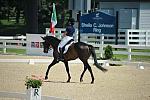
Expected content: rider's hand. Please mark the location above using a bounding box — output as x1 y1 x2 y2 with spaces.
62 32 67 37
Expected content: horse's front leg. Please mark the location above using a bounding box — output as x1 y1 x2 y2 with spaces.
45 59 59 80
64 62 71 82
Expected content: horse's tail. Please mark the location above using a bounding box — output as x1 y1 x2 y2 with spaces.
89 45 108 72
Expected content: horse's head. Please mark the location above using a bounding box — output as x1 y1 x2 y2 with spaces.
41 36 60 53
41 36 51 53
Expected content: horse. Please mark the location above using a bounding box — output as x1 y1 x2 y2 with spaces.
41 36 107 84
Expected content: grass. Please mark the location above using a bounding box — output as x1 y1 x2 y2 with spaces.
96 52 150 63
0 48 26 55
113 54 150 62
132 49 150 52
7 48 26 54
113 54 128 60
131 55 150 62
0 19 25 26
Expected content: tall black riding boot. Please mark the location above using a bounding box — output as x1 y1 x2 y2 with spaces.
59 48 64 61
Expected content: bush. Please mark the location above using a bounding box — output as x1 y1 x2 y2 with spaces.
104 45 113 60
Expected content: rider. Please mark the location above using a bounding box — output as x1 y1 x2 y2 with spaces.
58 18 75 61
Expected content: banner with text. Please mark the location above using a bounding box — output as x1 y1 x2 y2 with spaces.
80 11 116 34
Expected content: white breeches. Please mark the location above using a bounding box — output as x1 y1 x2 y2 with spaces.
58 36 74 54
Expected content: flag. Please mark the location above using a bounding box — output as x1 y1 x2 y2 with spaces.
50 3 57 36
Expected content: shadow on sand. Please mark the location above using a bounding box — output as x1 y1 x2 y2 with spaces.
44 80 91 84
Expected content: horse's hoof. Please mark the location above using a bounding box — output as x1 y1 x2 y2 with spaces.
67 79 70 83
45 76 48 80
67 80 70 83
80 79 83 82
91 81 94 84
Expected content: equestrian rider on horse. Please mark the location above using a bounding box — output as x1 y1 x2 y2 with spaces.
58 18 75 61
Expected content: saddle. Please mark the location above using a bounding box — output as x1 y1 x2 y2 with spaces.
62 39 74 54
63 42 78 61
57 40 77 62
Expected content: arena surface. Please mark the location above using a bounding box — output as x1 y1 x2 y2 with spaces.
0 55 150 100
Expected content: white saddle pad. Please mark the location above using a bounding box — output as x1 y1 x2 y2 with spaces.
63 41 74 54
58 36 74 54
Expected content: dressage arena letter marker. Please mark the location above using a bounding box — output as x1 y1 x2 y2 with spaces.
26 88 41 100
28 59 35 65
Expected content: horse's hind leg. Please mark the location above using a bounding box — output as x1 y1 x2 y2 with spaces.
83 61 94 84
64 62 71 82
80 66 87 82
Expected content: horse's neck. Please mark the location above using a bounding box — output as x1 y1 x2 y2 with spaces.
51 40 60 50
52 44 59 50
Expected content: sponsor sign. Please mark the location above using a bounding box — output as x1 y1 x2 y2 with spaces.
80 11 116 34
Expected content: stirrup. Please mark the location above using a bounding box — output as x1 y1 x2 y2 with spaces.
58 57 64 61
60 58 64 61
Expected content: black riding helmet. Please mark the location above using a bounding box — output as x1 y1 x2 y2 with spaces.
67 18 75 25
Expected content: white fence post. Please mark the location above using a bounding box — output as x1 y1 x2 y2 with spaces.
125 30 129 45
3 41 6 53
128 47 131 61
146 31 148 46
56 28 63 39
74 29 78 42
100 34 104 58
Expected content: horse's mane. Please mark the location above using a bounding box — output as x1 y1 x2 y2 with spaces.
45 36 61 47
46 36 60 41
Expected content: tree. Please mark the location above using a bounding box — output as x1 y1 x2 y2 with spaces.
23 0 38 33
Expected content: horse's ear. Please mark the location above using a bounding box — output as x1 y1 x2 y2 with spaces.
41 36 45 40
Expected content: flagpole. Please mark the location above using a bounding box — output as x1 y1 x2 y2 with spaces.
50 3 57 36
77 11 81 42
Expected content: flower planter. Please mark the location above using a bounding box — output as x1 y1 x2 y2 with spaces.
26 87 41 100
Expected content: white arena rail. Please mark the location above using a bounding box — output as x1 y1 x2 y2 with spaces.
0 35 26 53
0 35 26 40
0 58 108 65
0 34 150 61
0 91 69 100
0 58 149 69
0 40 26 53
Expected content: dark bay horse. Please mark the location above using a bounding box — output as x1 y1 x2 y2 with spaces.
41 36 107 84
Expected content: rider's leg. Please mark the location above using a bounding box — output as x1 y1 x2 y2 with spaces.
59 47 64 61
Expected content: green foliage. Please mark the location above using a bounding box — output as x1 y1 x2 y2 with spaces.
25 76 43 89
104 45 113 60
6 48 26 54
